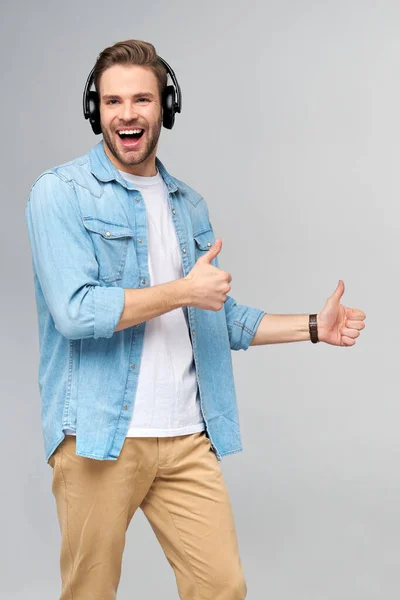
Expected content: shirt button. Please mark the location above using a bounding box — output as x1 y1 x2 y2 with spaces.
106 232 111 237
169 183 174 189
138 238 143 243
131 364 136 369
172 209 176 215
135 197 141 203
182 248 186 253
207 242 211 247
124 405 128 410
141 279 147 285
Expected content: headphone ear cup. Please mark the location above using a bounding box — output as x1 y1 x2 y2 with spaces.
162 85 176 129
87 90 102 135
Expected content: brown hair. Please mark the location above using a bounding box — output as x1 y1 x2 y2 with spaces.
93 39 168 101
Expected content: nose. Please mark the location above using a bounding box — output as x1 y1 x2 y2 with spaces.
119 101 139 123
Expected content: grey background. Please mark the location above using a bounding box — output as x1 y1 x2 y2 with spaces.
0 0 393 598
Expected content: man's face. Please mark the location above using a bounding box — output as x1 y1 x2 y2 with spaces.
99 64 163 175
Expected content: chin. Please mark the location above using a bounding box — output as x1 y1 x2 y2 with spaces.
119 152 145 166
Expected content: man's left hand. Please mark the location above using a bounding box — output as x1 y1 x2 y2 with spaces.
317 280 366 346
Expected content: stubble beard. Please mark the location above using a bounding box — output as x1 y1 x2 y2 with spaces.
102 115 162 168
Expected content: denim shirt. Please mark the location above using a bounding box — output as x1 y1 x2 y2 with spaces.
25 141 265 463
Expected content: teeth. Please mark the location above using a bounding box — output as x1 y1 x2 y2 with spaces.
119 129 143 134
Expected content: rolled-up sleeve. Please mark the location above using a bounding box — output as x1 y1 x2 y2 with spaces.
25 171 125 340
224 295 265 351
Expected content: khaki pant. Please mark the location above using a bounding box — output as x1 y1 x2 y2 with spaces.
49 431 247 599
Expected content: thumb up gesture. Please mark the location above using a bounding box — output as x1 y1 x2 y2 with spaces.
184 238 232 311
317 280 366 346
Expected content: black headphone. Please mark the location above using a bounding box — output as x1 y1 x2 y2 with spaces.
83 55 182 135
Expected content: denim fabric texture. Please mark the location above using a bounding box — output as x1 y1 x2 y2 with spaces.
25 141 265 462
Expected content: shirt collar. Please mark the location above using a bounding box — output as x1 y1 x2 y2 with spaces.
88 140 180 193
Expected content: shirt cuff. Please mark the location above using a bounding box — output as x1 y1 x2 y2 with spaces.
93 286 125 339
229 306 265 351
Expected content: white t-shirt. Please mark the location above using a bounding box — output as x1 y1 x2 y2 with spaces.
123 168 205 437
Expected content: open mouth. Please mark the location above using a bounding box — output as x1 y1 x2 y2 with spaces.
117 128 145 148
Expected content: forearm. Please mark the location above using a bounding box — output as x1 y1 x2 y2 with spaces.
115 279 191 332
250 313 316 345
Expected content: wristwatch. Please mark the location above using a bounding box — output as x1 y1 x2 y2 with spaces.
309 314 319 344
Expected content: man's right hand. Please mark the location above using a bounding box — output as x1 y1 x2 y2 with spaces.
184 238 232 311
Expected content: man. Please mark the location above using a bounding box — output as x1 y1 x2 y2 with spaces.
25 39 366 600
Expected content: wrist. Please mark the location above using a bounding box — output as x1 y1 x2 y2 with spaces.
176 277 194 307
309 313 320 343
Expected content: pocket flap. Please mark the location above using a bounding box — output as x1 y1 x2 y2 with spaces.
193 229 214 251
83 217 134 239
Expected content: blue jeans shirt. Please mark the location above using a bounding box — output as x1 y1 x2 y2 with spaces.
25 141 265 462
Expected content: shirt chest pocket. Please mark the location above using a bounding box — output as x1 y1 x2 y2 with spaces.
82 217 135 284
193 228 219 267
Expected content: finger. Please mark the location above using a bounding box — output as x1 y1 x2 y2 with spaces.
346 320 366 330
341 335 356 346
201 238 222 264
333 279 345 298
346 307 366 320
341 328 360 339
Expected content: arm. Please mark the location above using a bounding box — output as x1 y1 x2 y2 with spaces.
25 172 192 340
25 172 125 340
198 202 365 349
25 172 218 338
115 280 191 331
250 313 313 345
250 281 366 347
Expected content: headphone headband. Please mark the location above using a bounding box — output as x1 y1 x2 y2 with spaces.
83 54 182 133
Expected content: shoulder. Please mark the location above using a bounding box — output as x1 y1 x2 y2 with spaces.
29 150 97 195
157 157 207 211
169 174 210 218
167 175 213 235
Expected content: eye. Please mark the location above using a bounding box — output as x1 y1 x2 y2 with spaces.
106 99 119 105
138 98 150 103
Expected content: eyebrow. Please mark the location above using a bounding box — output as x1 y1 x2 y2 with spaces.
102 92 155 101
